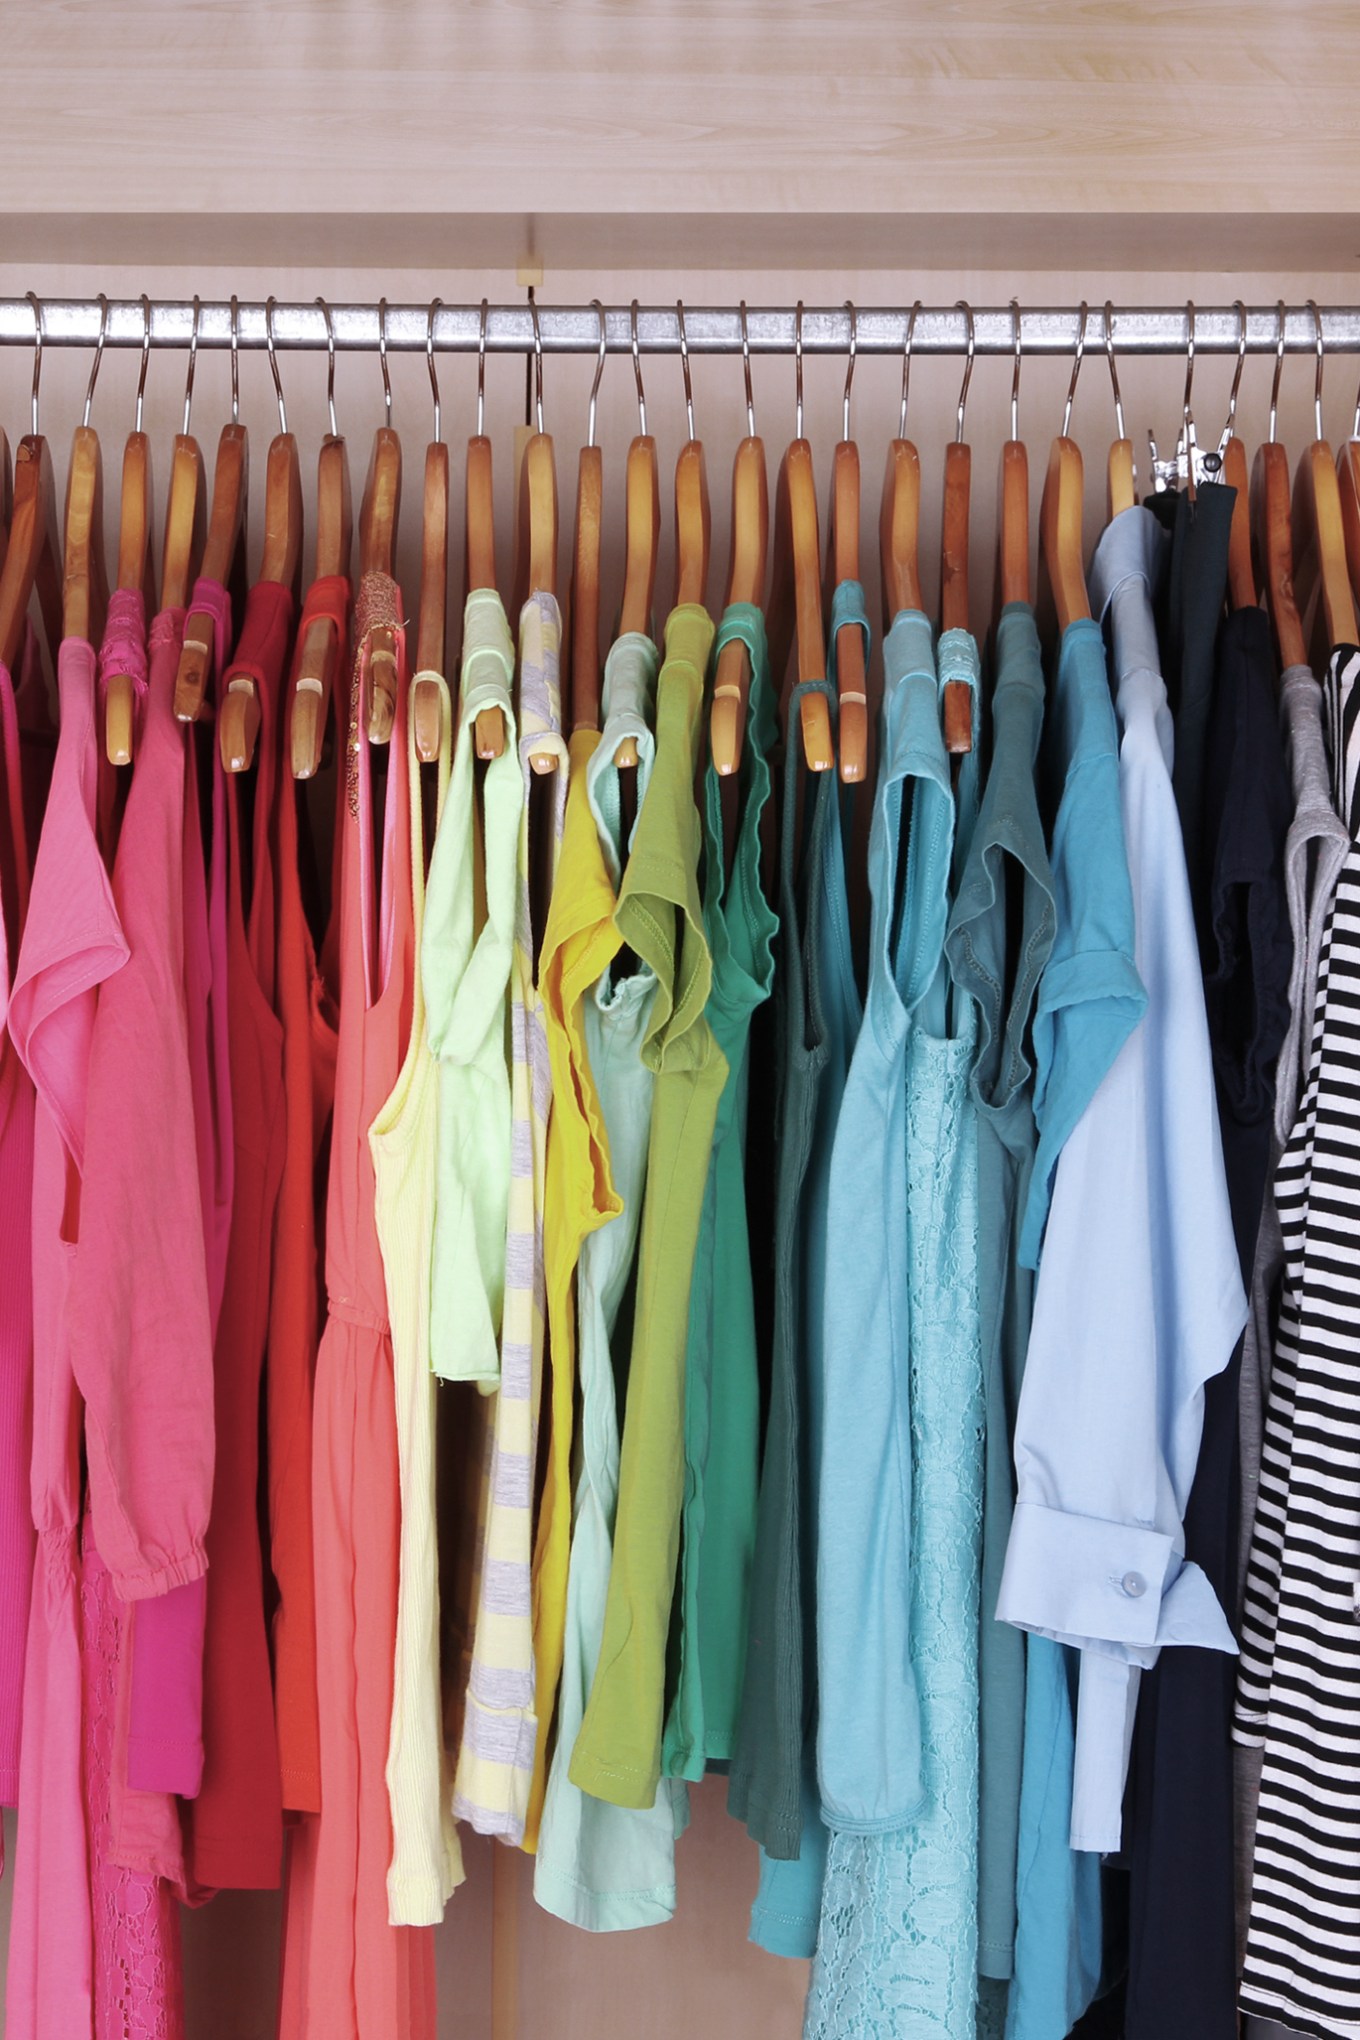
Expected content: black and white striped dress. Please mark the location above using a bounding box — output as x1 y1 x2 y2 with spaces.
1236 643 1360 2040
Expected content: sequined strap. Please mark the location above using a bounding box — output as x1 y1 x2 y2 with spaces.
97 588 149 697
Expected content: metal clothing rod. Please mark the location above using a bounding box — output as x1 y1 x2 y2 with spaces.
4 299 1360 357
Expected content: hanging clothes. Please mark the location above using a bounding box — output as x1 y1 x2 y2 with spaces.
1235 641 1360 2040
807 615 983 2039
533 633 690 1931
663 599 778 1782
282 576 435 2040
942 599 1056 1997
569 601 725 1813
269 573 345 1819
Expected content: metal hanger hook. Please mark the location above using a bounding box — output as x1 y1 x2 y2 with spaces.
795 300 805 441
1062 302 1088 437
586 299 606 450
1310 299 1325 441
317 297 339 438
24 292 44 437
677 301 696 442
630 299 647 437
1216 299 1247 459
739 300 755 439
477 298 488 438
842 301 858 443
954 300 975 445
134 295 152 434
530 293 544 435
80 292 106 432
1103 300 1125 440
377 297 392 428
1181 299 1198 455
426 298 443 444
1010 299 1022 443
229 295 241 426
898 299 921 439
1269 298 1286 445
183 294 201 437
265 296 288 435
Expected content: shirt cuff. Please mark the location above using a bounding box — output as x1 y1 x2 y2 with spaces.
998 1501 1237 1663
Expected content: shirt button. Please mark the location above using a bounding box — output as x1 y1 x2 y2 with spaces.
1121 1572 1147 1599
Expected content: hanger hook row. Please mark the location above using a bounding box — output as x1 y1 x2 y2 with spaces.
587 298 606 449
842 300 857 443
630 299 647 437
677 300 696 442
427 297 442 445
739 300 755 439
1010 298 1022 444
24 292 44 437
265 295 288 435
80 291 107 432
316 297 338 438
183 293 202 437
899 299 921 439
954 300 975 444
1062 300 1088 437
229 294 241 427
1103 300 1124 441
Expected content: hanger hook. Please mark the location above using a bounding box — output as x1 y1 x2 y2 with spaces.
377 297 392 428
1269 298 1286 445
83 291 109 430
1310 299 1325 441
1010 299 1023 443
586 299 606 451
425 298 442 445
229 294 241 426
842 301 858 443
23 292 42 438
265 295 288 435
477 298 488 438
316 297 338 438
183 294 201 437
1181 300 1199 461
1062 301 1088 437
954 300 975 445
795 300 805 441
1103 300 1124 440
530 292 544 435
677 300 696 442
739 300 755 439
629 299 647 437
1215 299 1247 460
134 294 152 434
898 299 921 438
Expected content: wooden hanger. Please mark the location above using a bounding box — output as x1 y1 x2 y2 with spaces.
466 299 507 763
1336 415 1360 640
352 300 401 749
514 300 562 775
175 298 248 722
1253 302 1307 671
1040 306 1093 637
292 300 353 778
0 297 62 677
569 303 607 734
711 305 768 777
672 303 712 616
1293 302 1358 653
880 302 924 628
938 303 975 754
1102 302 1136 518
105 300 157 766
412 300 450 764
220 299 304 772
161 295 207 615
825 304 867 782
615 302 661 768
769 310 832 772
998 302 1030 610
61 295 110 654
1223 437 1257 609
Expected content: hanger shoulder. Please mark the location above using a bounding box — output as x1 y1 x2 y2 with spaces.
1 435 62 674
570 441 603 734
1253 439 1306 669
260 432 304 592
177 421 247 723
940 439 971 635
516 430 561 772
711 434 769 778
827 439 867 783
62 423 107 650
465 433 506 763
674 437 711 610
1040 435 1091 636
105 428 156 765
1107 437 1137 519
785 438 833 773
161 433 205 613
291 433 352 780
1222 435 1257 610
879 437 922 629
998 438 1031 609
358 425 401 745
619 434 660 638
412 437 450 763
314 432 353 585
1297 436 1358 650
1336 437 1360 629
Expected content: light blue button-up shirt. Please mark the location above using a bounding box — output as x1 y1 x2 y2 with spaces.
997 507 1246 1853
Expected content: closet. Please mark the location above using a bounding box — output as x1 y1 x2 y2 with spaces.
4 5 1360 2039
